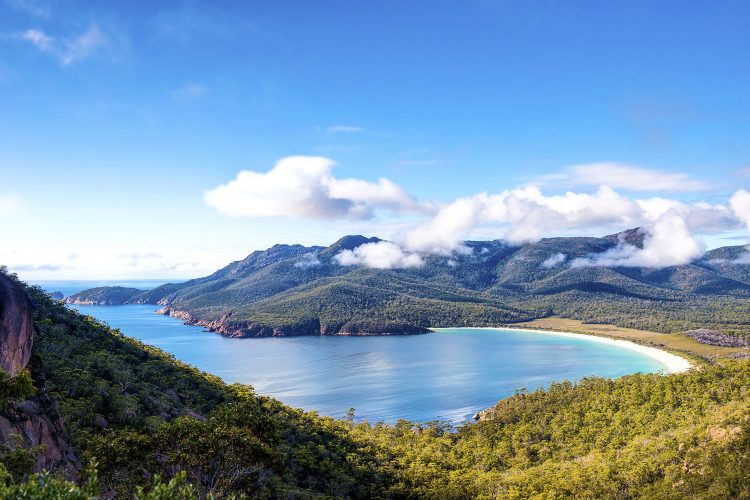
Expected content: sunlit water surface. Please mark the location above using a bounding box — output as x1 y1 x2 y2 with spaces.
37 281 667 422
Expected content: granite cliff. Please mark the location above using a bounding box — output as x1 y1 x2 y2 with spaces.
0 273 78 478
0 274 33 377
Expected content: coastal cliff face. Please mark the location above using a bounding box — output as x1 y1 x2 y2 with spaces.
0 273 78 477
159 307 431 337
0 274 33 377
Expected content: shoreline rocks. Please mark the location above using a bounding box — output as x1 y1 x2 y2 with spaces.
158 307 431 338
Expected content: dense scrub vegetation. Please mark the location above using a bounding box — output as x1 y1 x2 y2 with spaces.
1 274 748 497
512 291 750 337
66 233 750 339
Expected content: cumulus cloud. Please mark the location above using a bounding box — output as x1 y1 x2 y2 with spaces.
538 163 710 192
571 211 704 268
729 189 750 232
401 186 642 254
337 187 738 270
204 156 424 220
400 186 733 258
726 189 750 262
17 24 109 65
204 156 749 271
541 253 567 269
335 241 423 269
402 195 485 254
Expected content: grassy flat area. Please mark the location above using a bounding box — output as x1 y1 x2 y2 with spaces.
512 317 749 364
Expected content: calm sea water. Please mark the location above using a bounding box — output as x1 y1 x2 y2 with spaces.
37 281 666 423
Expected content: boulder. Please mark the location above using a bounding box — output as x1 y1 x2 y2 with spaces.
0 274 33 376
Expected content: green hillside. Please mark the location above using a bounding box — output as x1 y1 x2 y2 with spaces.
2 273 749 497
66 232 750 339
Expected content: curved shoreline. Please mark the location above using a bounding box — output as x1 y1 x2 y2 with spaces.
434 326 693 374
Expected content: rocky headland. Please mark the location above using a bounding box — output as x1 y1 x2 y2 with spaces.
159 307 431 338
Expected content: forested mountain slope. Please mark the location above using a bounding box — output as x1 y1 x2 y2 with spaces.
67 231 750 339
1 271 748 497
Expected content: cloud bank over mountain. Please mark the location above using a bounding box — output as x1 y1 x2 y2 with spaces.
206 156 746 269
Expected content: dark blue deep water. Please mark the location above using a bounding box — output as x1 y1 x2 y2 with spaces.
37 281 666 423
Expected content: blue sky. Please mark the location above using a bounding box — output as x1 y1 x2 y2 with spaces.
1 0 750 279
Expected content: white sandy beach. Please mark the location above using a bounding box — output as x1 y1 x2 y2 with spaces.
436 327 693 374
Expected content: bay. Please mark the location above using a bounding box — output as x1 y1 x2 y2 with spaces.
36 280 666 422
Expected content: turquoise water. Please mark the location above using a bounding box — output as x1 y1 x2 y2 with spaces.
35 280 666 422
64 302 665 423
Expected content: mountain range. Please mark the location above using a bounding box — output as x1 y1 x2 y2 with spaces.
65 231 750 339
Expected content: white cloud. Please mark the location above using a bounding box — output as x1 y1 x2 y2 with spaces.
327 125 365 133
538 162 710 192
294 252 321 269
328 177 420 213
172 83 209 102
335 241 423 269
204 156 423 220
17 24 109 65
729 189 750 233
571 211 704 268
727 190 750 262
399 186 734 257
402 195 484 254
204 156 750 271
337 186 739 270
541 253 567 269
19 29 53 51
401 186 640 254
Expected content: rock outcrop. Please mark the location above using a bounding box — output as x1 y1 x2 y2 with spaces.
0 274 33 377
0 385 79 477
0 273 79 477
